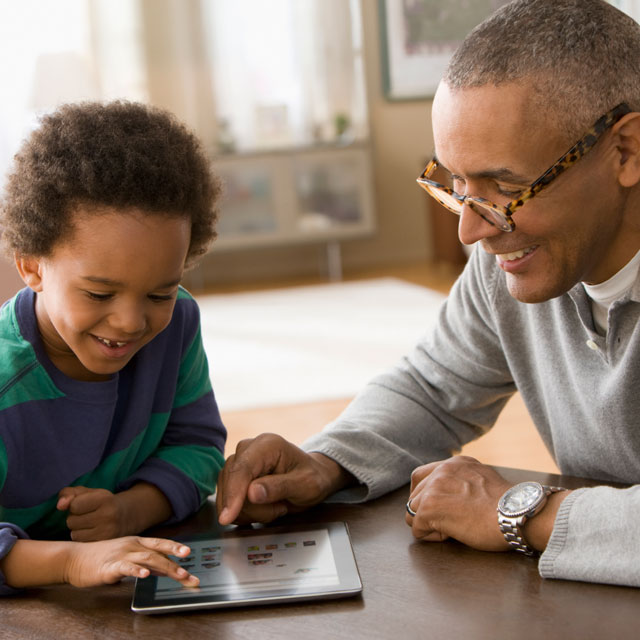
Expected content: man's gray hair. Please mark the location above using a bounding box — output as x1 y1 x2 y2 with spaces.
444 0 640 140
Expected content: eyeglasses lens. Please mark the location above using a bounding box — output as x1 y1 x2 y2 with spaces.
468 200 512 231
423 184 462 214
421 179 513 232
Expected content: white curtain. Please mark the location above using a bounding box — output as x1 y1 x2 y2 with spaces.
202 0 367 152
0 0 367 187
0 0 147 187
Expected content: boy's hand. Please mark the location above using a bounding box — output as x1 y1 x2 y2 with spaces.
63 536 199 588
57 483 173 541
216 433 354 525
57 486 127 541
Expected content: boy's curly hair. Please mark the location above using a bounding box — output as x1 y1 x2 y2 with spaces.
0 100 220 267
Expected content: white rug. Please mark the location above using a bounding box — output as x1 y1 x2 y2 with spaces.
196 278 446 411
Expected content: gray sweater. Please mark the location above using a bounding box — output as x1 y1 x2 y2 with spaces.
303 247 640 587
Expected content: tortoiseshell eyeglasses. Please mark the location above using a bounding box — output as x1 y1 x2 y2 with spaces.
417 103 631 232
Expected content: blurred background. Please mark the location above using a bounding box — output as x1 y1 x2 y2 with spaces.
0 0 457 297
0 0 638 296
5 0 636 469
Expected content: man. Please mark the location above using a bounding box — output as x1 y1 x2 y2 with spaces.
217 0 640 587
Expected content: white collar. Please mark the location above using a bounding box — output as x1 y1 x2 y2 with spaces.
582 249 640 334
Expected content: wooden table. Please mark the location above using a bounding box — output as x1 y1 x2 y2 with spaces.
3 468 638 639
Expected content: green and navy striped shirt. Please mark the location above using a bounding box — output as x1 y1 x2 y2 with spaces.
0 286 226 549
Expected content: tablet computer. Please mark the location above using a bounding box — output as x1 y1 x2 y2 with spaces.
131 521 362 614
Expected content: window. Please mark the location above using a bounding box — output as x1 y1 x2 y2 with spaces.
0 0 367 186
202 0 367 152
0 0 145 186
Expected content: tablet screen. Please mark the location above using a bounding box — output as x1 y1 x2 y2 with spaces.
132 521 362 614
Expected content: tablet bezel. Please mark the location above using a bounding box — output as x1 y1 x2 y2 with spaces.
131 521 362 614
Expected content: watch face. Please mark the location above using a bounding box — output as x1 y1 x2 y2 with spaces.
498 482 544 517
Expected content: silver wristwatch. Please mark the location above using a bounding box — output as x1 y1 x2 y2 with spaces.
497 481 565 556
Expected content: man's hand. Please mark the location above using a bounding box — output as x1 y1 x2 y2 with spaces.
405 456 513 552
216 433 354 525
57 483 172 541
405 456 571 553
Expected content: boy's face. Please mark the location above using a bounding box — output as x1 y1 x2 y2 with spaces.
20 207 191 381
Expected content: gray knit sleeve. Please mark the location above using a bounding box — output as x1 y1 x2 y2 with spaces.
302 248 516 501
539 486 640 586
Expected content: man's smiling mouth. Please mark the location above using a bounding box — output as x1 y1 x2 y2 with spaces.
496 246 537 261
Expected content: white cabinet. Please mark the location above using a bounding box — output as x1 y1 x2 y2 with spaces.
212 143 376 251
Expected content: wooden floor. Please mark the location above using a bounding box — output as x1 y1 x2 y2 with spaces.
218 261 559 475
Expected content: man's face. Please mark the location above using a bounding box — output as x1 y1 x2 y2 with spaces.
431 81 638 303
24 207 191 381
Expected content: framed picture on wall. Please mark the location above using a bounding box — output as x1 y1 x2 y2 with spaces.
379 0 510 101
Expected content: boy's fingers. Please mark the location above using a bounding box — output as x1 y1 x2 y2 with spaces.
109 560 194 585
56 485 90 510
126 549 199 586
68 523 101 541
66 488 113 515
65 495 96 516
137 536 192 558
58 485 90 498
103 560 147 584
98 538 199 586
56 496 72 511
58 486 77 498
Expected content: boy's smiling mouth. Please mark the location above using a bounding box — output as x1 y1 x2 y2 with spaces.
90 334 140 362
91 333 136 355
95 336 128 348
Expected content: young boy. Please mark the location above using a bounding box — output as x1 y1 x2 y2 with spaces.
0 101 227 593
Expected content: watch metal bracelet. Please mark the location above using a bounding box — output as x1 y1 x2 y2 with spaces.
498 484 565 557
498 517 538 556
